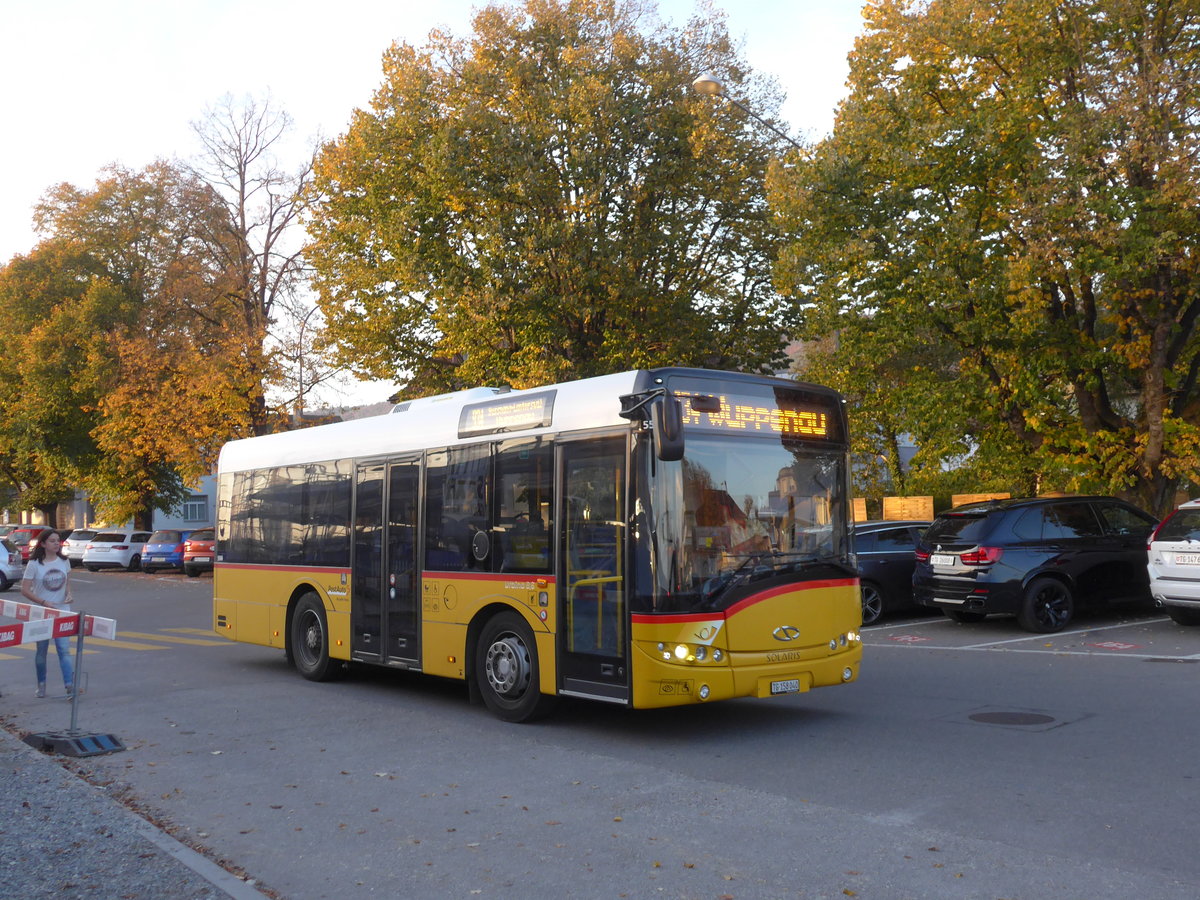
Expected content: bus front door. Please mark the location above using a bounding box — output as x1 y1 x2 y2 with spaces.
352 458 420 666
558 436 629 703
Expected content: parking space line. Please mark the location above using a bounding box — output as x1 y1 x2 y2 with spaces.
97 639 171 651
961 618 1170 648
863 619 960 632
120 631 229 646
167 628 220 636
868 642 1196 661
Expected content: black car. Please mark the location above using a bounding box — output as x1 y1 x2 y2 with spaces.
913 495 1156 633
853 519 931 625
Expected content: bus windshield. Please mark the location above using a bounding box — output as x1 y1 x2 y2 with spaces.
636 433 850 614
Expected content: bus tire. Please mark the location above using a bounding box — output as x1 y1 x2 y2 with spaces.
475 612 556 723
289 592 345 682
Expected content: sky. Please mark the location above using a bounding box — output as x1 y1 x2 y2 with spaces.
2 0 868 404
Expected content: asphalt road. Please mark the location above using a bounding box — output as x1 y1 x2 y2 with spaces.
3 572 1199 899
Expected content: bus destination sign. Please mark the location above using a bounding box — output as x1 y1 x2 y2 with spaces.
676 390 836 440
459 390 557 438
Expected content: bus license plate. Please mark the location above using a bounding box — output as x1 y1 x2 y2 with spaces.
930 554 955 566
771 679 800 695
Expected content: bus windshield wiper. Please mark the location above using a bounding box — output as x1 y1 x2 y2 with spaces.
699 551 854 606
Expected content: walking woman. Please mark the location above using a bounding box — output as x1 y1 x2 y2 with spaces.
20 530 75 698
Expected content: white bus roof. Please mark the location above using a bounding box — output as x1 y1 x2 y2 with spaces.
219 370 644 473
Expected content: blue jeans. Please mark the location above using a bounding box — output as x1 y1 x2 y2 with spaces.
35 636 74 688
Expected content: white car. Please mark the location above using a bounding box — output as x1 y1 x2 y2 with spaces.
1 538 21 591
1148 498 1200 625
62 528 98 567
82 530 153 572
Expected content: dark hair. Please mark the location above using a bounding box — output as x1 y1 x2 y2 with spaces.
31 530 65 563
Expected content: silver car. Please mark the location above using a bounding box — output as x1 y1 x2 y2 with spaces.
0 538 21 591
1148 498 1200 625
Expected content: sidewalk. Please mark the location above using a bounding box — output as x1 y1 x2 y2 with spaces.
0 723 268 900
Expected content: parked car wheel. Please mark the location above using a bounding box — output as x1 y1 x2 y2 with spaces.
1018 577 1075 633
1165 606 1200 626
184 567 200 578
946 609 987 624
126 553 141 572
0 572 10 591
859 581 885 626
86 565 100 573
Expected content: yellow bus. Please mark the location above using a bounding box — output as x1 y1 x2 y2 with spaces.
214 368 861 721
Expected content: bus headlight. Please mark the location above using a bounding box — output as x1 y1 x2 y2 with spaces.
674 644 689 660
693 644 707 661
698 684 710 700
712 648 723 662
842 667 854 682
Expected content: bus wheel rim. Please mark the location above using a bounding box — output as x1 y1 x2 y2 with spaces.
300 611 323 659
485 635 530 697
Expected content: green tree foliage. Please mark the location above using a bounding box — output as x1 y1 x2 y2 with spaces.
307 0 791 395
774 0 1200 514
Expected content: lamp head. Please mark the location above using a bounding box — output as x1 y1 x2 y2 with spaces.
691 73 724 96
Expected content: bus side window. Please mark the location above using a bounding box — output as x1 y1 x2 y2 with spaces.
494 439 553 574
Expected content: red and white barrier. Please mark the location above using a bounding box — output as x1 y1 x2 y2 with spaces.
0 598 118 648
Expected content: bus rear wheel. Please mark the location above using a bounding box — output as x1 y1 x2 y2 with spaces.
475 612 555 723
289 593 345 681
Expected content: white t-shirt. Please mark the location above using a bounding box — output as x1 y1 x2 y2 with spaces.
22 556 72 611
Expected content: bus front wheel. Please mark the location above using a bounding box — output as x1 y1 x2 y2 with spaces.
289 593 345 681
475 612 555 723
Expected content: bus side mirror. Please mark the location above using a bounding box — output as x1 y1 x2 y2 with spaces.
650 396 684 461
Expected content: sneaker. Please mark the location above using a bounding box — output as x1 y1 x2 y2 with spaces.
36 684 46 699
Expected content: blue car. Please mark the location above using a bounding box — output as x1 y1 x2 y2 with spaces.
141 529 197 573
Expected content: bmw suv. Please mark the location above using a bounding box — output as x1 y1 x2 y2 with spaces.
913 495 1156 633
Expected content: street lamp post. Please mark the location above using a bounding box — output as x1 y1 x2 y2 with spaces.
295 305 322 424
691 72 804 152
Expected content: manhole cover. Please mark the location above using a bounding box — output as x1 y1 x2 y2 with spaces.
969 711 1057 726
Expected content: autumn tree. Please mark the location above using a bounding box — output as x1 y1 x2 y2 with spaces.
0 162 258 525
307 0 791 395
774 0 1200 514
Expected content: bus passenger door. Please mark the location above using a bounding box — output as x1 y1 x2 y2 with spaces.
352 458 420 666
558 436 629 703
385 459 421 662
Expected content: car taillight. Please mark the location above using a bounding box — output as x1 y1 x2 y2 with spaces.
914 548 930 561
960 546 1003 565
1147 512 1174 550
113 545 129 550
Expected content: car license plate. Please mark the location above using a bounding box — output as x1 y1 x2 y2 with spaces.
770 678 800 695
193 556 211 563
930 554 955 566
1175 553 1200 566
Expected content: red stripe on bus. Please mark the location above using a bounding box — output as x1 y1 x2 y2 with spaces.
631 578 859 625
218 563 351 576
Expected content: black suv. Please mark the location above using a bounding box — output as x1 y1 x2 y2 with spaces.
853 520 931 625
913 496 1156 632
